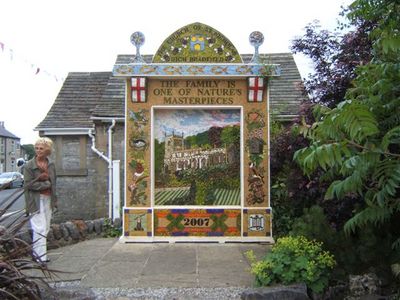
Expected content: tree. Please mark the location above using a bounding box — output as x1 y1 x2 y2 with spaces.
295 0 400 247
22 144 34 160
154 139 165 176
208 126 223 148
185 135 196 148
279 2 378 234
291 15 374 107
221 125 240 146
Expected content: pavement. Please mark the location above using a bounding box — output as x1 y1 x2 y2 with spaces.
41 238 271 299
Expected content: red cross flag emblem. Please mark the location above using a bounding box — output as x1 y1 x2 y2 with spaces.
248 77 264 102
131 77 146 103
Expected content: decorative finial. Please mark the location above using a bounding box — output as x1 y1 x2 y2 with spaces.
130 31 146 63
249 31 264 64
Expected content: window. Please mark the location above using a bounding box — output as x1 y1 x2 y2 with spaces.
56 136 88 176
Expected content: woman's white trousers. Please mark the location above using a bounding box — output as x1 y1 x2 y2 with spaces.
30 195 52 262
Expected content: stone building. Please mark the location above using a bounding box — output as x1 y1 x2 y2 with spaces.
163 130 240 174
0 121 21 173
35 53 305 223
164 132 185 158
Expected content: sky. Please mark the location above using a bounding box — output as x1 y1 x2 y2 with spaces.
0 0 352 145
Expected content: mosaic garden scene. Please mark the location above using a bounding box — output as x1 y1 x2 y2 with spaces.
154 109 241 206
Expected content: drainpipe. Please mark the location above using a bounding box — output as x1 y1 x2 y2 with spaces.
4 138 7 172
88 129 109 163
107 120 116 219
88 119 115 220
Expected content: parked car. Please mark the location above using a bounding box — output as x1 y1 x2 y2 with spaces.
0 172 24 189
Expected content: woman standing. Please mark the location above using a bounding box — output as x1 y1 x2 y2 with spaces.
24 137 57 263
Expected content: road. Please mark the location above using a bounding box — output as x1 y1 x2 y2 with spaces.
0 187 26 227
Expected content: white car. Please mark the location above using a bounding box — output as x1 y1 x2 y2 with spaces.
0 172 24 189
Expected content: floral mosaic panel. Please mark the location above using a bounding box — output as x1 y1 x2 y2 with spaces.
154 209 241 237
127 108 150 207
243 208 271 237
124 209 152 237
245 109 268 207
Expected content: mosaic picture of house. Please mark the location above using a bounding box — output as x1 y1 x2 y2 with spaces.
154 109 241 206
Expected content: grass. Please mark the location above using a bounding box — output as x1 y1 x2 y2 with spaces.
154 187 240 205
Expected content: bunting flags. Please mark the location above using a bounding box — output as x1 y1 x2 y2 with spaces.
0 40 64 82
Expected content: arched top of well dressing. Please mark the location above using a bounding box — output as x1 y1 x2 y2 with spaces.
152 22 243 64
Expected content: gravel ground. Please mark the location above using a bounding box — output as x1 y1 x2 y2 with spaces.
48 281 246 299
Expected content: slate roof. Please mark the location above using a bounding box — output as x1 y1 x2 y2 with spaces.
256 54 306 120
90 55 152 119
37 53 306 129
36 72 111 129
90 75 125 118
0 125 19 139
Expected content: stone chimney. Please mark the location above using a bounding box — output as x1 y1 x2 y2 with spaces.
0 121 4 128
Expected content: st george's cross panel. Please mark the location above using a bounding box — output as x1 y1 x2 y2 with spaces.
114 23 278 242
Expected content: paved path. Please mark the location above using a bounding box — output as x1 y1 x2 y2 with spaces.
43 238 271 299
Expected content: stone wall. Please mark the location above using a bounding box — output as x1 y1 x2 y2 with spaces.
52 135 106 222
17 218 122 249
48 218 105 249
51 122 125 223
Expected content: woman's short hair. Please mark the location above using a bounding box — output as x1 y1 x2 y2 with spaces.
35 137 54 154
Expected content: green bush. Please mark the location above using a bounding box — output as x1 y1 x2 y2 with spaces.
289 205 399 280
102 218 122 237
195 181 207 205
247 236 336 293
289 205 351 279
270 177 295 238
290 205 336 243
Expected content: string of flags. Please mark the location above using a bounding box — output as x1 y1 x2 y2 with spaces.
0 41 65 82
